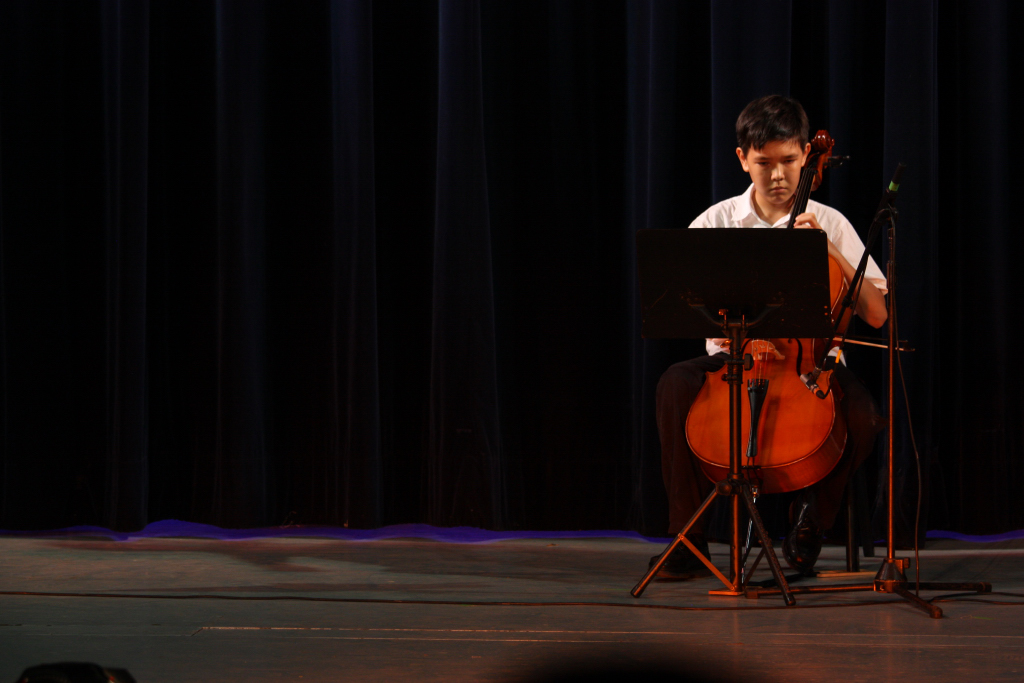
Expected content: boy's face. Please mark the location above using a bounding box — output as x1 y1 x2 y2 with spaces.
735 138 811 214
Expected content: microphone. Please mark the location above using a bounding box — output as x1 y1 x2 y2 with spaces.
800 354 837 400
800 367 826 399
876 163 906 216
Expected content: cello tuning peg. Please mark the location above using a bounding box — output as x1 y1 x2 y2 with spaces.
827 155 850 168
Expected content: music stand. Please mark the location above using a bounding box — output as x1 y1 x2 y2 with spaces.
631 228 835 605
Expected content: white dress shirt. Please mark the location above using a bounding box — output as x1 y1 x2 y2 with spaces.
689 184 888 356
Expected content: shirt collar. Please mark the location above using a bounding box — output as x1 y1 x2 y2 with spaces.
737 184 791 228
734 184 759 223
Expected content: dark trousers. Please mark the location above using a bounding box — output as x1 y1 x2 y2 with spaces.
657 353 885 536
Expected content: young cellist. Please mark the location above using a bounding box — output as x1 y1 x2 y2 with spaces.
653 95 888 578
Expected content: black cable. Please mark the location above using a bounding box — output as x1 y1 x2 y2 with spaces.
896 319 923 596
935 598 1024 606
6 589 1020 609
929 591 1024 606
0 589 901 612
888 214 923 597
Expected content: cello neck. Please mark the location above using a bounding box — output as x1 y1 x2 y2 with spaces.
785 165 817 229
785 130 835 229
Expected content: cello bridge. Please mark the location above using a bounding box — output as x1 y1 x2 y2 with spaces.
749 339 785 362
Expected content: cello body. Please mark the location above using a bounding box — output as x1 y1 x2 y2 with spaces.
684 251 851 494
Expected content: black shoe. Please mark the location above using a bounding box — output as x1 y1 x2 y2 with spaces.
783 503 823 574
648 539 713 580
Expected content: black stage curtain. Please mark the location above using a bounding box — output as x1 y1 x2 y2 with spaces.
0 0 1020 536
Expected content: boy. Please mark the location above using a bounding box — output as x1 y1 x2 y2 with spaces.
654 95 887 578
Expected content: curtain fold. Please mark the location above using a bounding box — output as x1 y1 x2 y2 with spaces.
428 0 505 528
625 0 686 535
208 0 269 527
709 1 791 201
101 0 150 531
0 1 107 530
480 0 631 531
0 8 7 527
930 0 1020 534
327 0 381 527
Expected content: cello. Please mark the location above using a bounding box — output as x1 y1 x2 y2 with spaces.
684 131 849 494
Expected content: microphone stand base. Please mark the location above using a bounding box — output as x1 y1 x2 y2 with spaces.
873 557 909 592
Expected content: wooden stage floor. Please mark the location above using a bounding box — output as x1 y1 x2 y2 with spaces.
1 533 1022 681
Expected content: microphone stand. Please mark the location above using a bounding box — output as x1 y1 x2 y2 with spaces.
747 166 992 618
799 166 902 397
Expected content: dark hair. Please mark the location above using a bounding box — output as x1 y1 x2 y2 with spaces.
735 95 809 153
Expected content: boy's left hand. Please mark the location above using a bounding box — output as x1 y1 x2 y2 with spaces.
792 211 822 232
793 212 841 259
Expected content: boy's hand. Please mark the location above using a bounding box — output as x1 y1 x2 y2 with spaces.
793 212 841 260
792 211 823 232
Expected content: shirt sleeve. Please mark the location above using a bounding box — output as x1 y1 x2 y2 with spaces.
833 213 887 294
810 200 887 295
688 210 712 230
706 339 727 355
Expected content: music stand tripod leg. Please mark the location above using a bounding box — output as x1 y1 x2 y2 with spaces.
738 483 795 606
631 488 719 597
